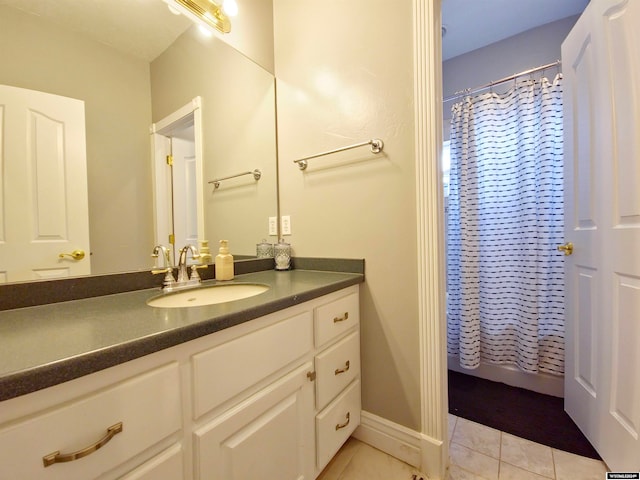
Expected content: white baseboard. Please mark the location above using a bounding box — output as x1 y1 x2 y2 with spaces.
353 410 423 468
353 411 449 479
448 355 564 397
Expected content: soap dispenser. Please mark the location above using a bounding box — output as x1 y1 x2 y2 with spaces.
199 240 213 264
215 240 234 280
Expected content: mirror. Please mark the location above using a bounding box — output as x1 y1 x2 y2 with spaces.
0 0 278 284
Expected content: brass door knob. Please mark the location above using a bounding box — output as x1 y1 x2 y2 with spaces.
557 242 573 256
59 249 86 261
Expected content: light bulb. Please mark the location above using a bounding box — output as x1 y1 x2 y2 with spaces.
198 25 213 37
222 0 238 17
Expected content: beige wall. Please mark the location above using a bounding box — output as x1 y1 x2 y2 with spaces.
273 0 421 430
0 6 154 275
150 26 278 256
214 0 276 74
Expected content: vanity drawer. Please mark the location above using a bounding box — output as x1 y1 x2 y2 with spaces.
315 331 360 410
316 379 361 471
0 363 181 480
120 444 183 480
192 310 313 418
314 292 359 348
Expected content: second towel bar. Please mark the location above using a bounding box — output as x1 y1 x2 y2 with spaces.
293 138 384 170
208 169 261 189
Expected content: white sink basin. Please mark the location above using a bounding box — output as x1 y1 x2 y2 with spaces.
147 283 269 308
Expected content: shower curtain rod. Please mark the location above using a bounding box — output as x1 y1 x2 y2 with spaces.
443 60 561 103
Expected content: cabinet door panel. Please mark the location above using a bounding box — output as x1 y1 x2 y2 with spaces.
194 363 315 480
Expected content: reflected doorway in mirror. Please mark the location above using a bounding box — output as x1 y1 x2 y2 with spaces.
150 97 206 265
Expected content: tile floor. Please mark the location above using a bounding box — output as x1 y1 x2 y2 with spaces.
317 414 609 480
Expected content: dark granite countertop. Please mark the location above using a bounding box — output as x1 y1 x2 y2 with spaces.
0 269 364 402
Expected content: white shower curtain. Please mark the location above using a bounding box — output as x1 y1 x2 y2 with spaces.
446 74 565 376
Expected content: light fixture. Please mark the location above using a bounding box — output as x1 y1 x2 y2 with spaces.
169 0 232 34
222 0 238 17
198 25 214 37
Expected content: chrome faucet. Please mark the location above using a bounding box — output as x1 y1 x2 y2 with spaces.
152 244 203 292
176 244 201 286
151 245 177 290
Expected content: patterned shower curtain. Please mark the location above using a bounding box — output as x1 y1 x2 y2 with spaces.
446 74 565 376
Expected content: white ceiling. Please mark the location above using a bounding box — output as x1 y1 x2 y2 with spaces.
0 0 192 61
442 0 590 60
3 0 590 63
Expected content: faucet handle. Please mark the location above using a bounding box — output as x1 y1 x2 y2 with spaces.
163 270 177 288
189 264 205 283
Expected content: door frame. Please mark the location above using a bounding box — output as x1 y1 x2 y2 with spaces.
150 97 205 260
413 1 449 479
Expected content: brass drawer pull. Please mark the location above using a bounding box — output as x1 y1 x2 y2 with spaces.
335 412 351 431
43 422 123 467
333 312 349 323
334 360 351 375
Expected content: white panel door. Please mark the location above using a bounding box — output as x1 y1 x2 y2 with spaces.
171 131 198 254
0 85 90 282
562 0 640 470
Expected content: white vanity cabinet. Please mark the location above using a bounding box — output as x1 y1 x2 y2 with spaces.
312 291 361 473
191 284 361 480
0 363 183 480
0 283 361 480
118 444 184 480
190 308 316 480
194 363 315 479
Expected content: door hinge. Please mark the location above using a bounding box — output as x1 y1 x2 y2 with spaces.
306 371 316 382
166 155 173 166
168 234 175 245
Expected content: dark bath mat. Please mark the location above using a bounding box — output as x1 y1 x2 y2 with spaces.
448 370 601 460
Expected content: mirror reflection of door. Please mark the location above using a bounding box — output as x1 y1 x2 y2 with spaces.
169 125 198 261
0 84 91 282
151 99 204 265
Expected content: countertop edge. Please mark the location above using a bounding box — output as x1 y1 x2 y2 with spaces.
0 273 363 402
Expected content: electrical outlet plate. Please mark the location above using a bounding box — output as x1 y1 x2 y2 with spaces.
268 217 277 236
281 215 291 235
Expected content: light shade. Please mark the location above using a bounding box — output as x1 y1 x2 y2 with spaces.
172 0 231 34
